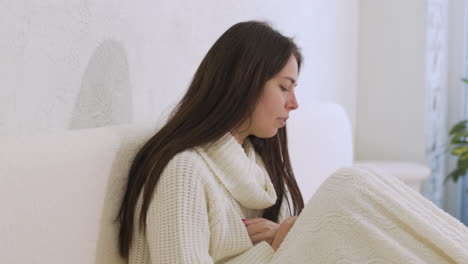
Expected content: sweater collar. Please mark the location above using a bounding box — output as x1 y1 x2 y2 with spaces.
196 133 277 209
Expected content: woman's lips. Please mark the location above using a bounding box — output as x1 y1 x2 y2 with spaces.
278 118 287 126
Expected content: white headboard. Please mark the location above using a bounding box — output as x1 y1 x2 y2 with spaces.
0 124 157 264
288 103 354 203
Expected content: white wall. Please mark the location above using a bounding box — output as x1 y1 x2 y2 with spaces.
357 0 454 208
0 0 358 137
356 0 427 163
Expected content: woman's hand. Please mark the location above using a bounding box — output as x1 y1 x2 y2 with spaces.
243 218 280 245
271 216 297 251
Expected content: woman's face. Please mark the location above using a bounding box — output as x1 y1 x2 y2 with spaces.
234 55 299 143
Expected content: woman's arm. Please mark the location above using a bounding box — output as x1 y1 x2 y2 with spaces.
145 152 214 264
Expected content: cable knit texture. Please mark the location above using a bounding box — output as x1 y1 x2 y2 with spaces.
128 133 291 264
270 165 468 264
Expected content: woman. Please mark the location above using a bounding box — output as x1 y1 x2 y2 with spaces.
118 21 468 263
118 21 304 263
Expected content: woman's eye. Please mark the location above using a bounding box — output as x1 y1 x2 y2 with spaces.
280 86 289 92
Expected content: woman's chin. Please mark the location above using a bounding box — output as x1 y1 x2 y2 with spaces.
254 129 278 139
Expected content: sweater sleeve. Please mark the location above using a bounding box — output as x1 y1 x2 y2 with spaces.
223 241 275 264
145 152 214 264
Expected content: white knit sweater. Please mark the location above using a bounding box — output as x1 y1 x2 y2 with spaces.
129 133 292 264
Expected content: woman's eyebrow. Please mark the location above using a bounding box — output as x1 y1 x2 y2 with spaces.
282 76 297 86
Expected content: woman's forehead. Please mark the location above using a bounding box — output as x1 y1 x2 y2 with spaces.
275 56 298 82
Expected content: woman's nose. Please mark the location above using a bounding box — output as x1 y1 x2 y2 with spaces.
288 93 299 111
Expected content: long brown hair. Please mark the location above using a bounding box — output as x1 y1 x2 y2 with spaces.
117 20 304 258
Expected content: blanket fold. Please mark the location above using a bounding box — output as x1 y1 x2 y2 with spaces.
271 165 468 264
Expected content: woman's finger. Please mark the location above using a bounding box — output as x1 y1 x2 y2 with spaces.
271 216 298 251
250 230 275 245
243 217 267 226
245 220 278 234
245 222 273 236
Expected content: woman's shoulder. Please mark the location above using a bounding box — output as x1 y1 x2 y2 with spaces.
168 147 206 166
162 147 211 182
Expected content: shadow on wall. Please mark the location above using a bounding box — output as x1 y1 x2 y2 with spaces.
70 40 133 129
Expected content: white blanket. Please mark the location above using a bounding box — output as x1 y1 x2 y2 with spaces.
271 165 468 263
